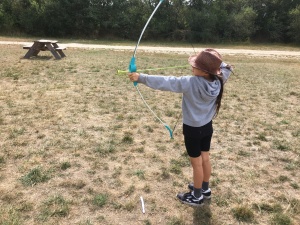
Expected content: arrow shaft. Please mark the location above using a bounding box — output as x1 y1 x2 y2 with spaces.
118 65 189 74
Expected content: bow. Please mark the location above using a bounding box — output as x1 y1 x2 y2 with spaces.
128 0 174 139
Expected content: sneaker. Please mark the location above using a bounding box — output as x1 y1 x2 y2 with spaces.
188 183 211 199
177 191 204 207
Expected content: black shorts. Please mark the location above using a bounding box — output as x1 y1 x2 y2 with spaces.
183 121 213 158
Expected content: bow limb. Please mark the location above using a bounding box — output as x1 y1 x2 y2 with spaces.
129 0 165 86
131 0 165 59
129 0 174 139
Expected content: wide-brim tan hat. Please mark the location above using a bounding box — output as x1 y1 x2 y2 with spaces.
188 49 222 75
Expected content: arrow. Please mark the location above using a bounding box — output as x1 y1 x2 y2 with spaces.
117 65 189 75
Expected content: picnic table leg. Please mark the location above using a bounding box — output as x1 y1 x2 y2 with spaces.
45 43 61 60
56 49 66 58
24 42 40 59
32 43 45 56
52 43 66 58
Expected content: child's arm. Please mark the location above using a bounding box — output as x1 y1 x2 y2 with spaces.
128 72 190 93
220 62 234 83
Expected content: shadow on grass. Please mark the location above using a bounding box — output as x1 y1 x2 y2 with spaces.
193 201 212 225
21 56 55 60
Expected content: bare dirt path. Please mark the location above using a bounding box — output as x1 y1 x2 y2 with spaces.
1 40 300 57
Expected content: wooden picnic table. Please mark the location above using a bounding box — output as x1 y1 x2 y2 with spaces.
23 40 66 60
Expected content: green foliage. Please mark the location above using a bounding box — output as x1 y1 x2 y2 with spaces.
232 205 255 222
39 195 69 221
95 139 116 156
124 185 135 196
232 7 258 41
0 0 299 43
93 194 108 208
254 203 282 213
60 162 71 170
273 140 290 151
20 167 51 186
271 213 292 225
167 216 185 225
0 206 22 225
289 5 300 43
134 170 145 180
121 132 134 144
0 155 5 165
160 167 170 179
169 159 182 175
0 207 23 225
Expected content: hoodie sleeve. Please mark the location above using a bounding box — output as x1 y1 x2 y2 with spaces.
220 62 232 84
138 73 191 93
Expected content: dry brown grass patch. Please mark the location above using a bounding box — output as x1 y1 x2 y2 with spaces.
0 44 299 224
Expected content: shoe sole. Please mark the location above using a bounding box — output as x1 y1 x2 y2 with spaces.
176 194 204 207
203 195 211 200
181 201 204 207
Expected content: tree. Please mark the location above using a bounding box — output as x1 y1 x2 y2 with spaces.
289 5 300 43
251 0 299 42
232 6 258 41
0 2 14 32
0 0 299 43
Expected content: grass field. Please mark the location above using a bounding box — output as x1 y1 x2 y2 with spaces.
0 43 299 225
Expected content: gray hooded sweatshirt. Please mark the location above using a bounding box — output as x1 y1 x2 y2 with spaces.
137 62 231 127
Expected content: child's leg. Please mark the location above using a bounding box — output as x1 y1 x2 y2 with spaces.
190 156 203 197
201 152 211 187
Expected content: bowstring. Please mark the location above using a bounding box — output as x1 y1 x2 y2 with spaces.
135 85 169 126
171 39 197 134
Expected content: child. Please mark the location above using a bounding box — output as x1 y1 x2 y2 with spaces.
128 49 233 207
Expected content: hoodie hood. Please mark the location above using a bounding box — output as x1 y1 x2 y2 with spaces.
197 77 221 102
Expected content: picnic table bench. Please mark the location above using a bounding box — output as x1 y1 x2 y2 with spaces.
23 40 66 60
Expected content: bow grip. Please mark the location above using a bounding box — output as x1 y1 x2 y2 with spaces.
129 57 138 86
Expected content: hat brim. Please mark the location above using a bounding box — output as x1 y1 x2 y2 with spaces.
188 55 198 68
188 55 208 72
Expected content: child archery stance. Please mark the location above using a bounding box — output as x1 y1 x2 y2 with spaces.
128 49 233 206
